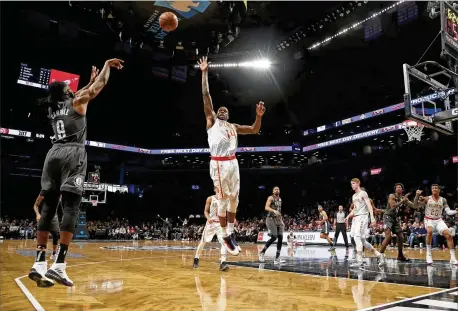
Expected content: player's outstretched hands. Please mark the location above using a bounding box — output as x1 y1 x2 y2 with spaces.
90 66 99 83
256 101 266 116
198 56 210 72
105 58 124 70
416 190 423 196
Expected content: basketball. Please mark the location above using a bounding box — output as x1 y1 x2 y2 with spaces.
159 12 178 32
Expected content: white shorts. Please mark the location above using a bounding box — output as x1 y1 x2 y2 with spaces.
210 158 240 200
201 221 221 243
351 215 368 239
425 218 449 234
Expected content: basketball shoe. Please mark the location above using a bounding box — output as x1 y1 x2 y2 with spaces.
28 261 54 288
45 262 73 286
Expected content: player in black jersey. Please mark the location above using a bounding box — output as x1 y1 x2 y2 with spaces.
378 183 415 266
259 186 285 264
28 59 123 288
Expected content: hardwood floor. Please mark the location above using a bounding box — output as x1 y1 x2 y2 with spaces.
0 240 455 311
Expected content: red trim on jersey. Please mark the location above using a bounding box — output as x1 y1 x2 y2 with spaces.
424 216 441 220
211 155 236 161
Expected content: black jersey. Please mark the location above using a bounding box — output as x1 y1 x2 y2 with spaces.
267 195 282 217
48 99 86 145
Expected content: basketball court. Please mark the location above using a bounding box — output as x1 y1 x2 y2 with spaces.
1 240 457 311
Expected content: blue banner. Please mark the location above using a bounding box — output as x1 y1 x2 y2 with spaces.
154 1 210 19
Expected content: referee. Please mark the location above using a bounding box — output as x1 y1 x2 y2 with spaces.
333 205 349 248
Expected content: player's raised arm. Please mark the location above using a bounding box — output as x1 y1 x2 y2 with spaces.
74 66 99 97
198 56 216 130
413 190 428 209
234 102 265 135
73 58 123 115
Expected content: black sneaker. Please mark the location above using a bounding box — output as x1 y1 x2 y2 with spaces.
230 233 242 252
222 236 239 256
193 258 199 268
220 262 229 271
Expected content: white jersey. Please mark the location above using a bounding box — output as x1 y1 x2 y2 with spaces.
352 190 369 216
207 119 238 157
425 196 448 219
209 196 219 220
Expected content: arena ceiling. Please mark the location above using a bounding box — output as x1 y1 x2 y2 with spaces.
1 1 450 150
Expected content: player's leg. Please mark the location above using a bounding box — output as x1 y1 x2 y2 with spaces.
425 220 434 264
438 221 457 265
351 216 365 266
46 191 81 286
29 189 60 288
50 215 60 261
273 221 284 264
227 160 241 250
194 224 210 268
260 217 278 262
321 222 334 250
219 244 229 271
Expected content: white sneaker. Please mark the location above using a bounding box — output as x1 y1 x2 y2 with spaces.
259 252 265 262
274 258 286 265
378 253 386 267
350 261 364 268
50 254 57 262
426 253 433 265
45 262 73 286
450 258 458 265
28 261 54 288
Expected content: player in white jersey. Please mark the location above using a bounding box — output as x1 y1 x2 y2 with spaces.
198 56 265 256
414 185 458 265
193 188 229 271
345 179 382 267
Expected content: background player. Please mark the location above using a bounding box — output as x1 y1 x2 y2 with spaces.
378 183 414 266
29 59 123 287
198 56 265 256
414 186 458 265
33 193 61 262
318 205 335 250
259 186 285 264
287 231 297 257
345 179 382 267
193 187 229 272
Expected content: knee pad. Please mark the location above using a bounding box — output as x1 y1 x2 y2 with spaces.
60 191 82 232
217 198 229 217
52 231 60 245
227 197 239 214
37 191 60 232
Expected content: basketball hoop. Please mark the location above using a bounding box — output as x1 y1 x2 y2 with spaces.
402 120 424 141
91 200 98 207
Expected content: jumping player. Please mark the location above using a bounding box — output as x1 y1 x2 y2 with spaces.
378 183 414 266
33 193 61 262
345 179 383 267
414 186 458 265
198 56 265 256
259 186 285 264
28 59 123 287
318 205 335 251
193 188 229 272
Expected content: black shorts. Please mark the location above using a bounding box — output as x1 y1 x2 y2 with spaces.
41 143 87 196
266 216 283 236
321 222 330 235
50 215 60 233
383 216 401 234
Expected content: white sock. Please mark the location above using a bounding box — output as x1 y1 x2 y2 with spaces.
227 223 235 235
220 226 228 238
357 251 363 262
427 245 432 254
450 249 456 260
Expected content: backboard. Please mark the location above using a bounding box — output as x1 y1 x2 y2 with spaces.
82 182 107 205
403 62 457 135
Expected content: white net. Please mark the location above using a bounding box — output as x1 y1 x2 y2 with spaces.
91 200 98 207
402 121 424 141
